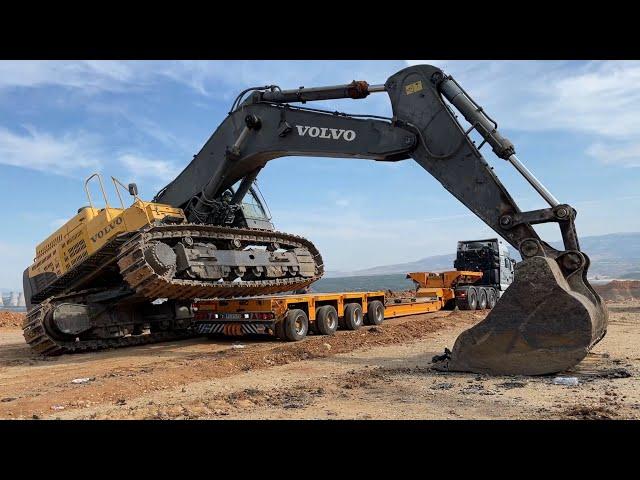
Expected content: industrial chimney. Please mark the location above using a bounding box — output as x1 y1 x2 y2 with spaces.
9 292 18 307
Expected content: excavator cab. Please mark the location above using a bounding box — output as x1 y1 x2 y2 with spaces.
238 186 274 230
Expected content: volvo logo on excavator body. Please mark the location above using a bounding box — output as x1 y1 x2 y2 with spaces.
295 125 356 142
90 217 124 243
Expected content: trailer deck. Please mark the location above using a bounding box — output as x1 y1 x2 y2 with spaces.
192 289 450 340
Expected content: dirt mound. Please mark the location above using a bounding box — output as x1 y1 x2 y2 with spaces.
594 280 640 302
0 311 24 328
385 289 416 300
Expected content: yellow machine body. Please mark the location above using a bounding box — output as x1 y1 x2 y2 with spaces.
28 175 185 282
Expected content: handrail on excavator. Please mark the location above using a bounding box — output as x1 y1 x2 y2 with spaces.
84 173 112 221
110 176 150 226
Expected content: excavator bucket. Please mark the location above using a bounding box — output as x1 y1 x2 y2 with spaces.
433 254 608 375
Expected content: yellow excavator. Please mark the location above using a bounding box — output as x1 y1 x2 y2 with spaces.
22 64 608 375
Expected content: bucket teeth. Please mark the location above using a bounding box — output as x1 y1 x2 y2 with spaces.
433 255 608 376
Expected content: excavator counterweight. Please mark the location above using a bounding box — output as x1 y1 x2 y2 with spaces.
22 63 607 375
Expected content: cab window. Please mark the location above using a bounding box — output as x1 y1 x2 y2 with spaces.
240 190 269 220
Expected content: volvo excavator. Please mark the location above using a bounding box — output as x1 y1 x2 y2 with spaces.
22 64 608 375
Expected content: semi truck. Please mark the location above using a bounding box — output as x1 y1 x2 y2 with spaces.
451 238 515 310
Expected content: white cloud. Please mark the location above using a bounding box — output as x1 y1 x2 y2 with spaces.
272 204 487 271
0 61 401 126
405 60 640 168
6 60 637 148
0 61 146 93
0 126 102 175
0 60 395 98
118 153 182 183
0 122 188 192
0 123 186 186
586 142 640 168
85 102 195 154
529 61 640 138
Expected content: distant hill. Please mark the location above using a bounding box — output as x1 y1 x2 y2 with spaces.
325 232 640 280
326 253 455 278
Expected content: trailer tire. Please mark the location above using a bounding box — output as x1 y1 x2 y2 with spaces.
315 305 338 336
283 309 308 341
366 300 385 326
487 289 497 309
478 289 488 310
457 288 477 311
342 303 363 330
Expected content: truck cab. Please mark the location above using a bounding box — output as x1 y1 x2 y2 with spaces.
450 238 516 310
454 238 515 295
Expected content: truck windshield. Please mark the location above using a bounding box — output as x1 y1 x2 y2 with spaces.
459 241 494 251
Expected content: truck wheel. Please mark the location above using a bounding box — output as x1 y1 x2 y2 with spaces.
478 289 488 310
487 289 497 309
342 303 363 330
443 298 457 310
315 305 338 336
283 309 309 341
457 288 477 311
366 300 385 326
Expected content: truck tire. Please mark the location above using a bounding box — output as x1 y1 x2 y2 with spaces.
478 289 488 310
443 298 457 310
487 289 497 309
315 305 338 336
457 288 478 311
365 300 385 326
342 303 363 330
283 309 308 341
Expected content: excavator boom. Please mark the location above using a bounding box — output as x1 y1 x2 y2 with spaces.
154 64 606 375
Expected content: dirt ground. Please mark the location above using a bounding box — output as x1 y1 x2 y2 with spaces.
0 292 638 420
0 311 24 328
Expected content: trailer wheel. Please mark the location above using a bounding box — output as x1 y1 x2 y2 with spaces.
366 300 385 326
487 289 497 309
315 305 338 336
457 288 477 310
478 289 488 310
283 309 308 341
342 303 364 330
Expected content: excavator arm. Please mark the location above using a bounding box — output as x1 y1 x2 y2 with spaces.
153 64 607 375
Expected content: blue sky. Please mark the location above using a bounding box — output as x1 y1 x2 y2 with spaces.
1 60 639 288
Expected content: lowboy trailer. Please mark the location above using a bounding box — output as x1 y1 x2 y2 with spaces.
192 267 499 342
193 291 386 342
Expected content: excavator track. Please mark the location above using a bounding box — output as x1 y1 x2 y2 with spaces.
22 297 195 356
117 224 324 300
22 225 323 356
